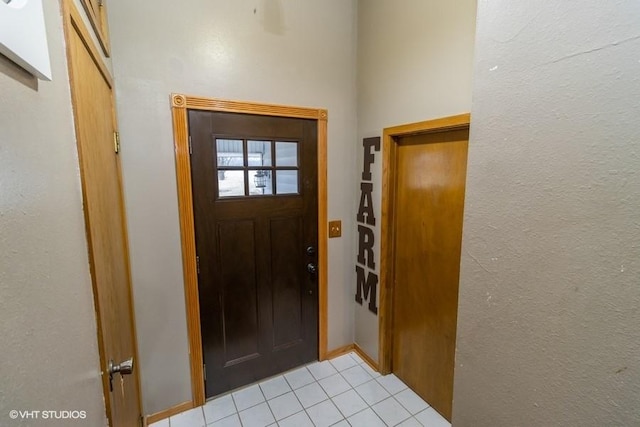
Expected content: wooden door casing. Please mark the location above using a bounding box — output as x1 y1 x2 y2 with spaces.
63 2 141 425
386 124 469 421
189 110 319 397
170 95 328 406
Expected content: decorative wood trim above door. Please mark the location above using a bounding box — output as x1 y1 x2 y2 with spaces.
170 94 329 407
378 113 471 374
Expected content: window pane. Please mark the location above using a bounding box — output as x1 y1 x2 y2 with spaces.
276 170 298 194
249 170 273 196
216 139 244 167
248 141 272 167
275 142 298 167
218 170 245 197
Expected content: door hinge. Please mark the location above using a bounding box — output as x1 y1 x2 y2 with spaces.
113 131 120 154
189 135 192 155
98 0 104 7
196 255 200 274
139 415 144 427
203 364 207 381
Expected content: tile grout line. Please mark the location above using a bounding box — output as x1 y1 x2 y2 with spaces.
283 365 314 392
286 365 331 412
286 372 313 425
231 361 317 423
300 378 331 426
367 384 417 425
390 394 417 421
304 357 360 427
228 391 240 426
229 393 240 426
332 361 369 419
175 352 437 427
394 388 429 417
273 373 309 426
374 395 413 427
343 369 391 425
328 352 378 424
309 360 349 425
284 363 332 426
257 379 278 426
198 405 205 427
348 378 377 403
346 352 427 421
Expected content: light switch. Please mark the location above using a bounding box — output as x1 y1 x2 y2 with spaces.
328 220 342 238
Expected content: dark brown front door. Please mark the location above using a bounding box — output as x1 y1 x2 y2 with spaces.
189 111 319 397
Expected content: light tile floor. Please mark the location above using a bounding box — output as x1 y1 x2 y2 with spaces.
152 352 450 427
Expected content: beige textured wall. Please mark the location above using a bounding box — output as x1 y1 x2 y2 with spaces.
0 1 107 425
355 0 478 361
107 0 358 415
453 1 640 425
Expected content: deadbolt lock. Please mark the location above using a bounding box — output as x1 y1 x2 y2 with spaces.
307 263 317 275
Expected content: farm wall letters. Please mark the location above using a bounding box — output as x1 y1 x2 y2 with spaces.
355 137 380 314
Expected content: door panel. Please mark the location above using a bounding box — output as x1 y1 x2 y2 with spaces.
270 216 304 349
66 10 141 427
218 220 260 364
189 111 318 397
392 129 469 421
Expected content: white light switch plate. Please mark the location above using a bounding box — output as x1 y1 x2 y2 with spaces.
0 0 52 80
